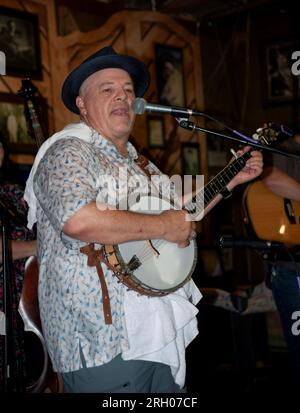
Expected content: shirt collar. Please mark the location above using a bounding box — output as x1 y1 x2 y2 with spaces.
88 127 138 162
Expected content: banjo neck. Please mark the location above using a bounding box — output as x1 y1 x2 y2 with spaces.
183 122 288 217
184 150 252 217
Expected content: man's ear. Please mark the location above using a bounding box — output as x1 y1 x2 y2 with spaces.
76 96 86 114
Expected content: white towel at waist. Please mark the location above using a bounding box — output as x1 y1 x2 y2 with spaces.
122 279 202 388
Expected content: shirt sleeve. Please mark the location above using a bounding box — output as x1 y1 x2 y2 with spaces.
33 137 101 235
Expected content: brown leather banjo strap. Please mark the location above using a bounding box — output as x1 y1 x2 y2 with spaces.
79 153 156 320
80 243 112 325
135 153 154 179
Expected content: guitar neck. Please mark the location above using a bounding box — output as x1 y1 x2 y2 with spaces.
27 100 44 148
18 78 45 149
184 151 252 217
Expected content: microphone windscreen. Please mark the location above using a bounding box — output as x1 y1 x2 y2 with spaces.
132 98 146 114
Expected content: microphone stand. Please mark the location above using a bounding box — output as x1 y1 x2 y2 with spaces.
0 205 14 393
176 118 300 159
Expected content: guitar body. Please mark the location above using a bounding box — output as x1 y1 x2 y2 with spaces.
243 180 300 245
19 256 64 393
104 195 197 295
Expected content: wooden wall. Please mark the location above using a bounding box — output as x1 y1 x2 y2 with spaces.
0 0 57 163
53 10 206 176
0 2 206 176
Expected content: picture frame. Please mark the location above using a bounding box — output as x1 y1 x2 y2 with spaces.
181 142 200 175
0 92 36 154
147 116 166 148
264 40 298 105
207 132 228 168
155 43 185 106
0 6 42 78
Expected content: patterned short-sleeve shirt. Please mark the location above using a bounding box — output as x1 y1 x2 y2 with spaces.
33 129 170 372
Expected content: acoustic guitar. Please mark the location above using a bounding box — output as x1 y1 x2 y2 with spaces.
243 180 300 245
243 122 299 246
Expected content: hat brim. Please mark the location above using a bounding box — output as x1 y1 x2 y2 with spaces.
62 54 150 114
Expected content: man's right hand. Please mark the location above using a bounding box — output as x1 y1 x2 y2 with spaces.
160 210 196 248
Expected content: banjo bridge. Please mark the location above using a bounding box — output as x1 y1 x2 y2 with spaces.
124 255 141 274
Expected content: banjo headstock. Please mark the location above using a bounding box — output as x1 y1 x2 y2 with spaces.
252 122 293 145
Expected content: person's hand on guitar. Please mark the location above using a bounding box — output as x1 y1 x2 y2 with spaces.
227 146 263 189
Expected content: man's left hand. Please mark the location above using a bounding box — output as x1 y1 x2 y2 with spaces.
228 146 263 189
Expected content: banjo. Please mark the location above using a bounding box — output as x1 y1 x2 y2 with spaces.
102 149 253 297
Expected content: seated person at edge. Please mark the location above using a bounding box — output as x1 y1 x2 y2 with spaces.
262 127 300 383
24 46 263 393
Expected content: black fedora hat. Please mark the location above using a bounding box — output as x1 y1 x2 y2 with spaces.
62 46 150 114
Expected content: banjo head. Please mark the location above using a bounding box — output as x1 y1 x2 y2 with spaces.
105 194 197 295
117 238 197 292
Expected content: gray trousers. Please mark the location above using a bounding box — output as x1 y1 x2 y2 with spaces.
61 354 183 393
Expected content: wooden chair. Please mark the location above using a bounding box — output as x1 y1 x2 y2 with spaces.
18 256 63 393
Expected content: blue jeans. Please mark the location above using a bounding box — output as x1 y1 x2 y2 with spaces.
270 264 300 381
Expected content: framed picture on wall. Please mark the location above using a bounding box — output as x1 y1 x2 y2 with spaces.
0 6 42 78
181 142 200 175
0 93 36 154
264 40 298 105
147 116 165 148
155 44 185 106
207 132 228 168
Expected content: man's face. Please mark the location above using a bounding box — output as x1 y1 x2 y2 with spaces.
76 68 136 142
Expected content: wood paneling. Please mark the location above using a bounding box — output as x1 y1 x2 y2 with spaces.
0 4 206 176
0 0 57 137
55 10 206 175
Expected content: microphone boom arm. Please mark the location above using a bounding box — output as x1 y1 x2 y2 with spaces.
176 118 300 159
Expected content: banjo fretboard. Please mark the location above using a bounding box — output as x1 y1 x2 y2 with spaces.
184 151 252 218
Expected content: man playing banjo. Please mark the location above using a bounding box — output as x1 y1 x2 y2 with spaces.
24 46 263 393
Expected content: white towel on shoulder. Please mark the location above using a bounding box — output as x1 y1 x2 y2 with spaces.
24 122 93 229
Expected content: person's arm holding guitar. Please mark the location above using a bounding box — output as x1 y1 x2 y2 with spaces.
263 166 300 201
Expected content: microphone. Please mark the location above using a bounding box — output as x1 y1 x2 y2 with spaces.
216 235 284 250
132 98 201 118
